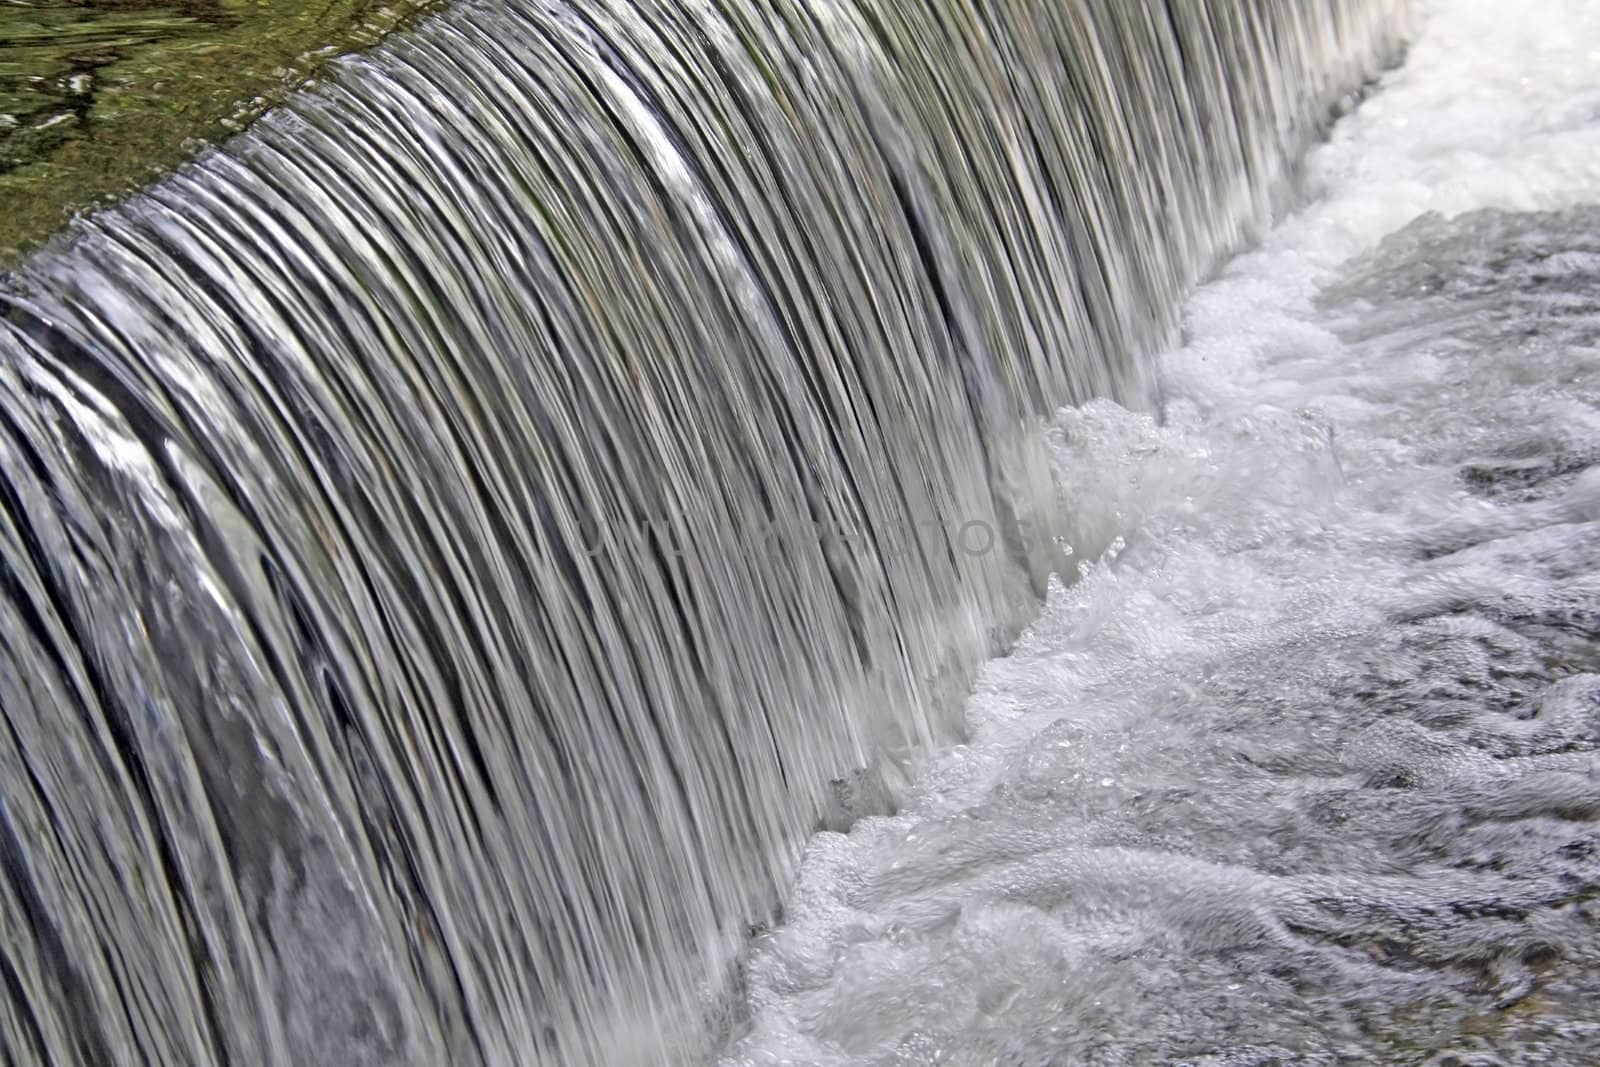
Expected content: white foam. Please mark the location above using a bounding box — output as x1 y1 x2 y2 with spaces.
728 2 1600 1063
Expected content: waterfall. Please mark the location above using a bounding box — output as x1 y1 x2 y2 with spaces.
0 1 1407 1063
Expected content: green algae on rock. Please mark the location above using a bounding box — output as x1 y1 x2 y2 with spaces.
0 0 441 263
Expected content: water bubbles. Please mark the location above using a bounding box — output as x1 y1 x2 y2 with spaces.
734 2 1600 1059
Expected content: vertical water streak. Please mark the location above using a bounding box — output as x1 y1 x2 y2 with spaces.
0 1 1409 1062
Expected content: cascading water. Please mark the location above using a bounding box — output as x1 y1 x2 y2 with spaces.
729 3 1600 1061
0 1 1409 1063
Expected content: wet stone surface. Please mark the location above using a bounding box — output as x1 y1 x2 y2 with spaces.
0 0 438 261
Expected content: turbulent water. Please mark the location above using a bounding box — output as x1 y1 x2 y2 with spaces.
728 3 1600 1063
0 1 1411 1063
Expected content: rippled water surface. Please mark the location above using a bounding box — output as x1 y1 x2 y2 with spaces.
729 3 1600 1063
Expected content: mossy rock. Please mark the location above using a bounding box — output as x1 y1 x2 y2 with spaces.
0 0 442 263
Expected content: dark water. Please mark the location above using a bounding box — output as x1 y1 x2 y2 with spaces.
0 1 1406 1062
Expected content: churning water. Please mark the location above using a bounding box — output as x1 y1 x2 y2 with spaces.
0 0 1429 1064
728 2 1600 1063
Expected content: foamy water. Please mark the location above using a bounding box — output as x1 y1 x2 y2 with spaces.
727 2 1600 1062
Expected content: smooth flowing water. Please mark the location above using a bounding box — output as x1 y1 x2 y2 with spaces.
731 2 1600 1062
0 2 1409 1064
